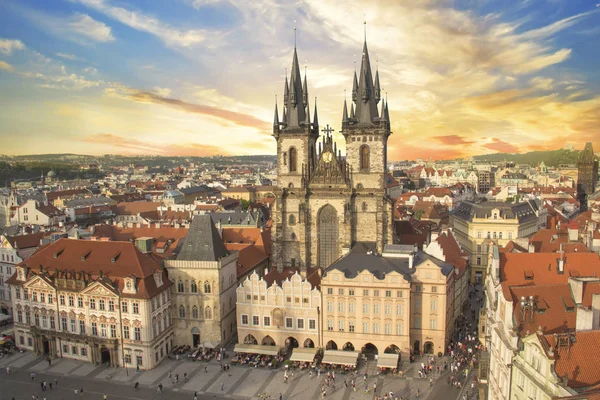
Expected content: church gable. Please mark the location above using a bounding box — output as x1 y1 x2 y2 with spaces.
309 133 350 187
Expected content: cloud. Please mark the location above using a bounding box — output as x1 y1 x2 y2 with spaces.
105 83 268 129
432 135 474 146
0 38 25 55
483 138 519 153
67 13 115 42
153 87 172 97
19 70 102 90
74 0 209 48
0 61 15 72
55 53 86 62
82 133 229 156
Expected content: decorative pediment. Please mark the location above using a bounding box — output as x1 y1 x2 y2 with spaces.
122 318 130 326
310 141 351 187
99 316 107 323
23 275 54 290
81 281 118 297
90 315 98 322
132 319 142 327
78 313 86 320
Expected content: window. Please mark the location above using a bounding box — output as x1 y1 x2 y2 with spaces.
289 147 297 172
134 327 141 341
70 319 76 333
373 304 380 314
205 307 212 319
177 281 184 292
373 323 380 334
327 301 334 312
288 214 296 225
34 313 40 326
101 324 107 337
99 299 105 310
50 315 55 329
493 232 497 239
60 316 66 330
91 322 98 336
63 344 68 354
285 317 293 328
396 290 403 298
362 322 369 333
508 232 513 240
327 288 333 295
69 296 74 307
309 319 316 330
385 290 392 298
415 297 421 309
136 354 143 366
79 320 85 334
19 336 24 345
124 354 131 364
297 319 304 329
17 310 22 323
327 319 333 331
477 257 481 266
518 373 525 389
23 289 28 300
431 300 437 311
338 302 344 312
487 232 491 239
60 294 65 305
414 316 421 329
374 290 380 297
360 145 370 170
133 303 139 314
192 306 199 319
89 298 95 309
108 300 115 311
123 326 129 339
110 325 116 338
349 289 355 296
15 288 20 299
499 232 503 239
77 297 83 308
81 347 87 357
42 315 47 328
338 288 344 295
179 306 185 318
338 320 344 331
121 301 128 313
204 281 211 294
385 323 391 335
396 323 403 335
415 285 421 293
477 231 482 239
251 315 259 326
530 353 541 372
40 293 45 303
528 386 538 400
363 303 369 314
264 316 271 327
363 289 369 296
348 302 355 313
432 286 437 293
384 304 391 315
430 318 437 330
190 281 197 293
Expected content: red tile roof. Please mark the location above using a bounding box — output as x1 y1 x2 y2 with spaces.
8 238 170 299
541 330 600 389
529 228 589 253
91 225 188 259
5 233 45 249
511 284 576 336
435 231 468 271
114 202 161 217
36 203 64 217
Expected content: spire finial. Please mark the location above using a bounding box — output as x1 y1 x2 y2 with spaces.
364 15 367 42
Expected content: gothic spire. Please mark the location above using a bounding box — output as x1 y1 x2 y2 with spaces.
379 99 386 121
273 102 279 127
580 142 595 164
354 40 379 124
283 75 289 105
342 99 349 123
350 102 355 119
385 99 390 122
305 97 311 126
374 69 381 103
313 97 319 129
302 68 308 107
352 71 358 103
282 47 307 129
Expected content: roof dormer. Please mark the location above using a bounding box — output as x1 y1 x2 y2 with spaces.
123 276 137 294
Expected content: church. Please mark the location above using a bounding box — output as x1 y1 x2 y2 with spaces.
270 38 395 271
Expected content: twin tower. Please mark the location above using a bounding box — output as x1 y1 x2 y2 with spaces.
271 37 395 271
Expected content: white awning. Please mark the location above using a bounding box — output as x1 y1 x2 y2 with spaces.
289 347 317 363
377 353 399 369
322 350 359 366
203 341 217 349
233 344 279 356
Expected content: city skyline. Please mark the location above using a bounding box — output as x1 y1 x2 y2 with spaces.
1 0 599 160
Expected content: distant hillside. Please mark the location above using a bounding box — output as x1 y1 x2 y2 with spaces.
472 149 581 167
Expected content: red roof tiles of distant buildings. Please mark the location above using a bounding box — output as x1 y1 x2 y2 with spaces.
529 227 589 253
5 233 45 249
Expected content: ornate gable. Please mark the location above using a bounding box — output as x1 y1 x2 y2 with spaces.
23 275 54 290
81 281 118 297
309 134 351 188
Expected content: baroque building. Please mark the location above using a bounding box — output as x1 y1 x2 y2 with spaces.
270 39 394 271
6 239 173 370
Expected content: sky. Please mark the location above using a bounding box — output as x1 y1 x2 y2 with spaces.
0 0 599 161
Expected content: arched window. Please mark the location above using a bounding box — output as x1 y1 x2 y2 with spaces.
289 147 297 173
178 305 185 318
192 306 199 319
360 145 370 170
289 214 296 225
362 202 367 212
177 280 184 293
190 280 197 293
204 281 211 294
205 306 212 319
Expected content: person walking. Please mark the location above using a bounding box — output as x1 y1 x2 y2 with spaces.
31 372 35 381
80 387 84 395
158 383 163 393
103 394 107 400
74 389 78 395
204 366 208 373
221 382 225 391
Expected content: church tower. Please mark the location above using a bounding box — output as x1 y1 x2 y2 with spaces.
340 39 394 253
577 142 598 209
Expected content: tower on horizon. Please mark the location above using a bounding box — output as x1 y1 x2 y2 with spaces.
577 142 598 208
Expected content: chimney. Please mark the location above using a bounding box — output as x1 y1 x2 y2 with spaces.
557 257 564 274
528 243 535 253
